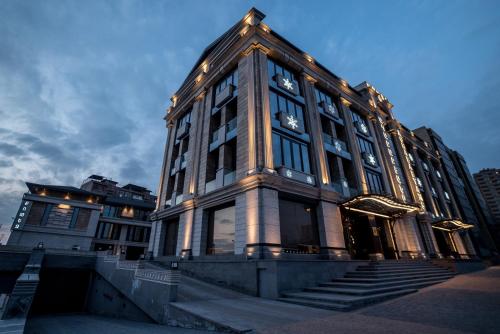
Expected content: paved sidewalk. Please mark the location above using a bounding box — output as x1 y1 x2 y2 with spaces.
24 314 210 334
258 266 500 334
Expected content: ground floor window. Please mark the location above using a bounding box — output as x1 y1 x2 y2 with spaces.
163 218 179 256
279 198 319 253
206 204 235 255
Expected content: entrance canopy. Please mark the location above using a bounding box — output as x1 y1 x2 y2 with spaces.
341 194 419 219
431 218 474 232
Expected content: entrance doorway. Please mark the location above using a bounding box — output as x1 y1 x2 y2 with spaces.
343 215 373 259
343 213 397 260
433 229 457 258
374 217 398 259
163 218 179 256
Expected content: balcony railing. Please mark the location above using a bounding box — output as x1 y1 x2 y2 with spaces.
224 170 236 186
323 133 347 151
225 118 237 142
205 179 217 193
175 194 183 205
180 153 187 170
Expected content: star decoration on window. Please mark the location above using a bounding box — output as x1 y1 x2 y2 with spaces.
444 191 450 200
283 78 294 91
334 141 342 152
306 176 313 184
286 169 293 178
360 122 368 134
436 171 441 178
367 153 376 166
287 115 298 130
328 104 337 115
342 180 348 188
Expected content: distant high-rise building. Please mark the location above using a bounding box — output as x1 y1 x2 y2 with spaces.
413 128 497 256
474 168 500 249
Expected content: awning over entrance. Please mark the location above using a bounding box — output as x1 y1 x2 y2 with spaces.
431 219 474 232
341 194 420 219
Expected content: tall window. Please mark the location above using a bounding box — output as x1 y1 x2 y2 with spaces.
357 137 375 155
206 204 235 255
272 132 311 173
366 170 384 194
177 111 191 129
267 59 301 95
269 91 305 127
314 87 341 118
214 68 238 95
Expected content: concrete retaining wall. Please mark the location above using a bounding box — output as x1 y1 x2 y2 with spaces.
176 259 368 298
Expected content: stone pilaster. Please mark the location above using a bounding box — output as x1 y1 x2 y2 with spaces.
316 201 349 259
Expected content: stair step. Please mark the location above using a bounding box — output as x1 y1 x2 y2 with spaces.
306 278 447 296
355 268 449 275
356 266 447 272
277 297 351 311
346 269 451 278
282 289 417 307
333 272 454 283
321 275 455 289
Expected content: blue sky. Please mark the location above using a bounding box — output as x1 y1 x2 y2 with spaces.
0 0 499 229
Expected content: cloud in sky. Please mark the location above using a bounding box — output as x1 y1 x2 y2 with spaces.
1 0 499 230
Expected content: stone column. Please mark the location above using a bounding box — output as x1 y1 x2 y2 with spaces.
152 220 166 258
159 122 175 207
176 209 194 258
184 92 206 196
243 187 281 259
301 74 332 189
316 201 349 259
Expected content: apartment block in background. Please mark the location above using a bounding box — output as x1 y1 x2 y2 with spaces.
8 175 156 259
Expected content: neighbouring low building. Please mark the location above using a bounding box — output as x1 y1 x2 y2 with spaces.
7 176 156 259
149 6 495 270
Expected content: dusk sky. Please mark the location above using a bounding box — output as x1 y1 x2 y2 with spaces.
1 0 499 229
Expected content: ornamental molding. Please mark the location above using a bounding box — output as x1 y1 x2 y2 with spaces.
242 42 271 56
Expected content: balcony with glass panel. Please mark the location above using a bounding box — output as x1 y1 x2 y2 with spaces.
223 170 236 186
205 179 218 193
225 118 237 141
209 129 220 152
323 133 351 160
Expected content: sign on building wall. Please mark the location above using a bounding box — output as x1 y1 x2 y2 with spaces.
12 199 32 230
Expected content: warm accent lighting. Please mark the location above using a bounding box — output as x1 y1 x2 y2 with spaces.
64 194 70 200
58 204 71 209
201 62 209 73
342 194 419 218
432 219 474 232
304 53 314 63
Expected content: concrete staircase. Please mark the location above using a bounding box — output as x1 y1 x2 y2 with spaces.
278 260 455 311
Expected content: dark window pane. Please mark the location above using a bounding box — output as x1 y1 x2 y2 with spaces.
272 132 282 167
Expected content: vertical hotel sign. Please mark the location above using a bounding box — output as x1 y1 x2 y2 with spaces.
396 129 426 212
377 116 407 202
12 198 32 230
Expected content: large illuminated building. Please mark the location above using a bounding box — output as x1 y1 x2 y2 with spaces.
150 8 494 270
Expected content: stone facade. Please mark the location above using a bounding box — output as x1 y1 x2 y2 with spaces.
150 8 493 263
